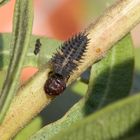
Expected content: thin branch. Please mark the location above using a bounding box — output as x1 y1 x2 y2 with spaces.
0 0 140 139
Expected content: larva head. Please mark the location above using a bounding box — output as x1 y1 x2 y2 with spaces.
44 74 66 96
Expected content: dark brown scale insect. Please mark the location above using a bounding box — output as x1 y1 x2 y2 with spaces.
44 32 89 96
34 39 41 55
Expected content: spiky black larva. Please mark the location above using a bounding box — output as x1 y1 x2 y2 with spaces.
52 32 89 78
44 32 89 96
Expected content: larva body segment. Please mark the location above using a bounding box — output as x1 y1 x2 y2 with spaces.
44 32 89 96
52 32 89 78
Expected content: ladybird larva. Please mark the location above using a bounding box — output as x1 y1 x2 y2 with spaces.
44 32 89 96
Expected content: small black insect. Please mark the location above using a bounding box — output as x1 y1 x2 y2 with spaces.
44 32 89 96
34 39 41 55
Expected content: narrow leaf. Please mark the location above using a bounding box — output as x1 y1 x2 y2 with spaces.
134 48 140 71
0 0 33 122
132 48 140 94
29 99 92 140
52 93 140 140
0 0 10 7
86 34 134 109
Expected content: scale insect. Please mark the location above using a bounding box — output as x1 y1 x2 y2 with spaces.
34 39 41 55
44 32 89 96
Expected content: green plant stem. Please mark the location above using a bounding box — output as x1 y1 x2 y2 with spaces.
0 0 33 122
0 0 140 139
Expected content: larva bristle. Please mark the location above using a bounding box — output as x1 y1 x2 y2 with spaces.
51 32 89 79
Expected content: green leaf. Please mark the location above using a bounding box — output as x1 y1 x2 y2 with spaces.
29 34 134 140
134 48 140 71
0 70 6 91
86 34 134 109
70 80 88 96
29 99 93 140
14 116 42 140
0 33 12 70
52 93 140 140
85 0 116 21
122 134 140 140
131 48 140 94
0 33 61 70
0 0 33 122
0 0 10 7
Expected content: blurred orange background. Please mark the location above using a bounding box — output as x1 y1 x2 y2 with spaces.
0 0 85 84
0 0 140 84
0 0 84 40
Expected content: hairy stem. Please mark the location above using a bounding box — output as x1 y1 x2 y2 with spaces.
0 0 140 139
